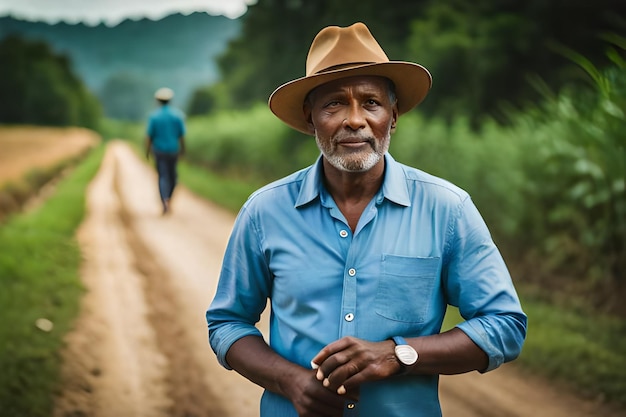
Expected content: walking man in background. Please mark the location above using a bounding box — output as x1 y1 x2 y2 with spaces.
207 22 526 417
145 87 186 215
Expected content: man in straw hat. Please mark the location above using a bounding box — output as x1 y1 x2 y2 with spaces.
145 87 186 214
207 23 526 416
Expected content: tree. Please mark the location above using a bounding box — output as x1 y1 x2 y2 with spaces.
0 36 101 128
213 0 429 109
405 0 626 125
187 85 217 116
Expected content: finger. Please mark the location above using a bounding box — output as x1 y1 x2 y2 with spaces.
311 337 352 367
324 359 360 391
318 351 351 384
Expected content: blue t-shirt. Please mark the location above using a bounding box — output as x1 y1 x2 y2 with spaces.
146 105 185 153
207 153 527 417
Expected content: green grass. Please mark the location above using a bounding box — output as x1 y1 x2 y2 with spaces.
518 296 626 405
0 144 104 417
178 162 260 212
443 296 626 407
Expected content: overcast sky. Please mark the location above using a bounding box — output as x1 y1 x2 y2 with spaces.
0 0 256 26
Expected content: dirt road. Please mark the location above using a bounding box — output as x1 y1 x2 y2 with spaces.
53 141 624 417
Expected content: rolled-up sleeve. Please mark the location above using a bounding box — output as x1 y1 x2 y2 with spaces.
445 197 527 372
207 206 271 369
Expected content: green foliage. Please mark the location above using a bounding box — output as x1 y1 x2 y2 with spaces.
0 145 104 417
184 104 319 180
0 36 101 128
510 54 626 296
187 85 218 116
178 163 258 212
390 115 527 242
519 296 626 405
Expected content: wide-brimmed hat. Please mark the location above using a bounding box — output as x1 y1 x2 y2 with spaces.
268 22 432 135
155 87 174 101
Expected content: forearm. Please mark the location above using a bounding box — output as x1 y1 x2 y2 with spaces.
312 328 488 395
407 327 488 375
226 335 306 397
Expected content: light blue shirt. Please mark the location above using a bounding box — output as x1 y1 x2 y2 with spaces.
146 104 185 153
207 153 527 417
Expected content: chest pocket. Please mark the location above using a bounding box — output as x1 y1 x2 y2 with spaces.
375 255 440 323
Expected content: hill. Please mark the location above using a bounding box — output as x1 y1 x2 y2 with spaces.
0 13 240 118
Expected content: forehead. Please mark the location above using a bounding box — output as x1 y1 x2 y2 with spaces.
308 75 391 100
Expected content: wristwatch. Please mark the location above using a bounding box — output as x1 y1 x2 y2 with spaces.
391 336 418 373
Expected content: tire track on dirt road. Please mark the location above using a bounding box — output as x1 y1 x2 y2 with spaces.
54 140 263 417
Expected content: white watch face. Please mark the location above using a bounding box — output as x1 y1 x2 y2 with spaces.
395 345 419 366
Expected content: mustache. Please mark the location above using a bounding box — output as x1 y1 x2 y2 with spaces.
332 133 375 146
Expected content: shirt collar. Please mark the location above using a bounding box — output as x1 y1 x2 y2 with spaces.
295 153 411 208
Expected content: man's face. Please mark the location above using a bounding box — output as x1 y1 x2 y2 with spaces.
305 76 398 173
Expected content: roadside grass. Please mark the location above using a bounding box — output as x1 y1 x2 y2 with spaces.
443 295 626 407
0 144 104 417
178 162 261 213
518 296 626 405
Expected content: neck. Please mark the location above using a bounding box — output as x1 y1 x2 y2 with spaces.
322 158 384 231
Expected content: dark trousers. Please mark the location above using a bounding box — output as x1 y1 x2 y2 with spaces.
154 151 179 202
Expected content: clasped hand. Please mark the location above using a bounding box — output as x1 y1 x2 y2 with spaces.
289 336 400 416
312 336 400 395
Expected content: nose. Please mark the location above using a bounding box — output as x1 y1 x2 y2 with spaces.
343 102 366 130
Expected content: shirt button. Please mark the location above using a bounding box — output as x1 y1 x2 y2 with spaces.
345 313 354 322
339 229 348 238
348 268 356 276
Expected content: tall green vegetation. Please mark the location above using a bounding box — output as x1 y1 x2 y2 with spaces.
0 36 101 128
510 38 626 304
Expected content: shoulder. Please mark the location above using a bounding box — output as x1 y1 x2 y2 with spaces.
242 167 310 213
390 157 470 206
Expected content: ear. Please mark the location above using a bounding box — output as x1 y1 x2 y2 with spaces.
390 103 398 134
303 104 316 136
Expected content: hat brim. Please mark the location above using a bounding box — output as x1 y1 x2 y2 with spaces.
268 61 432 135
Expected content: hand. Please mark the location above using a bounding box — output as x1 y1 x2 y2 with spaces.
311 336 400 395
283 366 359 417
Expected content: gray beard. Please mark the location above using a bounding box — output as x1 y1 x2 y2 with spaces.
315 133 390 172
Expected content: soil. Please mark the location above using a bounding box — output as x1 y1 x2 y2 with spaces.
52 140 625 417
0 126 99 187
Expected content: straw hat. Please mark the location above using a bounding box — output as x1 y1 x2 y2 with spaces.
268 22 432 135
155 87 174 101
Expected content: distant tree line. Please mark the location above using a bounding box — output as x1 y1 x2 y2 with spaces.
194 0 626 125
0 36 101 128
